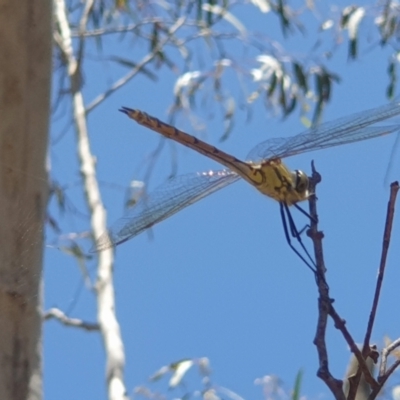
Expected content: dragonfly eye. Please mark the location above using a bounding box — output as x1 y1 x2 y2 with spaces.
293 170 309 195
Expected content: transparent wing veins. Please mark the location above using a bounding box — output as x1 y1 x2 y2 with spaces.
247 102 400 161
94 170 240 251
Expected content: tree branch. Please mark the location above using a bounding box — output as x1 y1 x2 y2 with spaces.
54 1 127 399
348 181 399 400
44 308 100 331
307 162 346 400
307 163 380 398
379 337 400 378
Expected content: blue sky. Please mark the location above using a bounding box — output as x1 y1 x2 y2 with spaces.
44 2 400 399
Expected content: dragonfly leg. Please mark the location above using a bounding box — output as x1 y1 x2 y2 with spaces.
279 202 317 274
293 203 318 224
284 203 317 268
297 223 309 236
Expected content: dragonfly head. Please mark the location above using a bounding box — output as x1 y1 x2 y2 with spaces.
292 169 309 201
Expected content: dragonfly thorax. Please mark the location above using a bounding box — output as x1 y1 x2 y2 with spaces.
254 159 309 205
291 169 309 203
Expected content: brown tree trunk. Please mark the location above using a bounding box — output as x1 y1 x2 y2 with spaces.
0 1 51 399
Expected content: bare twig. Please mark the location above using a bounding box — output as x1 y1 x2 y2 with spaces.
44 308 100 331
348 181 400 400
371 359 400 399
71 20 159 37
78 0 95 35
76 0 95 66
308 162 379 398
329 309 378 394
364 182 399 347
379 337 400 377
54 1 127 399
307 162 345 399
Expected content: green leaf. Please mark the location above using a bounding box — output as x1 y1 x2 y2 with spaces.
277 0 290 36
267 72 277 98
387 58 397 99
292 369 303 400
285 96 296 116
220 97 235 141
349 37 357 59
340 5 357 29
115 0 127 9
169 359 194 388
279 80 286 111
51 182 66 214
196 0 203 21
207 0 216 26
47 214 61 234
321 71 331 101
60 243 91 286
150 22 159 52
149 365 170 382
293 62 308 93
109 56 157 81
300 115 312 128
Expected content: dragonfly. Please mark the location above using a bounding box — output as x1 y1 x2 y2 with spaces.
94 102 400 267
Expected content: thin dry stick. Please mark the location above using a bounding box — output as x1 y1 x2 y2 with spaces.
328 307 378 393
307 162 345 400
361 181 400 400
54 1 127 399
365 181 400 346
347 182 399 400
72 20 158 37
308 163 379 398
44 308 100 331
379 337 400 378
372 359 400 399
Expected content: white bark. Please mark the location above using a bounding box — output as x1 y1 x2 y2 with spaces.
53 1 127 399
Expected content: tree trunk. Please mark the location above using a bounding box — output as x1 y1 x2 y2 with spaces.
0 1 51 399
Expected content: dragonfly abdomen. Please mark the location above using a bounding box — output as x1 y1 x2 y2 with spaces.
120 107 264 187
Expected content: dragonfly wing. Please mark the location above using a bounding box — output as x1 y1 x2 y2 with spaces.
93 170 240 251
247 102 400 161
